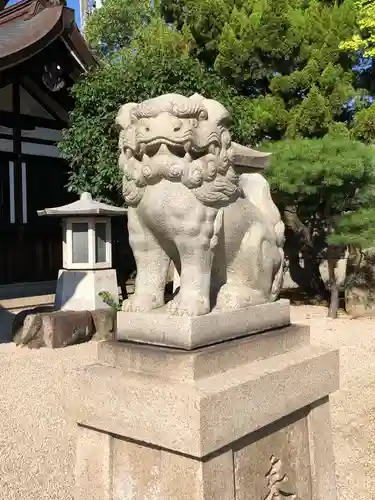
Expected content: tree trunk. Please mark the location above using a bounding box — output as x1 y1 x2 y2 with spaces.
327 245 339 318
325 202 344 319
283 206 327 299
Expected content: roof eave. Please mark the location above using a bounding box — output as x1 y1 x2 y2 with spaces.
0 2 96 73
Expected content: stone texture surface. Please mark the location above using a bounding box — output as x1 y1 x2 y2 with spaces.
110 435 235 500
91 309 116 341
13 309 115 348
69 321 339 500
100 323 309 381
75 425 112 500
117 93 285 320
234 409 312 499
42 311 94 348
116 299 291 349
55 268 119 311
12 305 54 344
69 326 338 458
308 397 338 500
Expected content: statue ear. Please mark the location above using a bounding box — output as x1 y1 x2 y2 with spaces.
116 103 137 129
202 98 231 126
190 93 204 101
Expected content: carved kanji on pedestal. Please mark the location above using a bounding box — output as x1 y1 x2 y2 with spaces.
264 455 297 500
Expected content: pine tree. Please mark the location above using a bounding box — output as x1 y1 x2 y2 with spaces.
264 136 375 317
340 0 375 57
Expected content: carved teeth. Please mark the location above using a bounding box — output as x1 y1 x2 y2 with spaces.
208 144 216 155
158 144 170 154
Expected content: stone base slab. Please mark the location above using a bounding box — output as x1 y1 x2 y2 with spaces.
116 298 290 349
68 324 339 500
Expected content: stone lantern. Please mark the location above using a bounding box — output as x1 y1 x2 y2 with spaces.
38 192 127 311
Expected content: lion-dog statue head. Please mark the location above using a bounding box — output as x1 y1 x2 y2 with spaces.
116 93 242 207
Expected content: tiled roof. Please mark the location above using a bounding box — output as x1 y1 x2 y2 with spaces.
0 0 95 71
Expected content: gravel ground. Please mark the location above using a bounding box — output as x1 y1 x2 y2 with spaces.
0 305 374 499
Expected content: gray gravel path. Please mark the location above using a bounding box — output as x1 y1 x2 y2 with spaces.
0 305 373 499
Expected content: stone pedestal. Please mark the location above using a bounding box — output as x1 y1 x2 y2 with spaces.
55 268 119 311
117 299 290 349
69 320 339 500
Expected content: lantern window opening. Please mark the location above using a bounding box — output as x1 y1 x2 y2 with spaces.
64 217 112 270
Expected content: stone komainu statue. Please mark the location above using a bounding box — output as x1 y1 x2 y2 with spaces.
116 93 285 316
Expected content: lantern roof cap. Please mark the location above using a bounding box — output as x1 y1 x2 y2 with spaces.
37 192 127 217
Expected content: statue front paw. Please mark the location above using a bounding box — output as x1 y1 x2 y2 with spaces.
167 292 210 317
122 294 164 313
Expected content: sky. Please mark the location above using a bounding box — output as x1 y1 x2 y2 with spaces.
67 0 81 27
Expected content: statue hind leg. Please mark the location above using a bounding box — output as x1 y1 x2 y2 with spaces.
215 223 282 310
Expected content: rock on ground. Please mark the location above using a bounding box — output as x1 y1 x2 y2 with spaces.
0 305 373 499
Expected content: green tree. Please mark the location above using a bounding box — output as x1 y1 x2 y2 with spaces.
264 136 375 317
62 0 363 201
161 0 359 141
84 0 152 57
339 0 375 57
352 102 375 142
60 19 245 203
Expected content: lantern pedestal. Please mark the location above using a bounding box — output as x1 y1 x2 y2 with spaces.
55 268 119 311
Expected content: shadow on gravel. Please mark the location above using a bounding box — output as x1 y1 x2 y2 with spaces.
0 306 16 343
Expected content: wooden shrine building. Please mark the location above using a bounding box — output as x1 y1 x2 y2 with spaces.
0 0 95 290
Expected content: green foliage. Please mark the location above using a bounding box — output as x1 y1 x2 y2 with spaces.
84 0 152 56
352 103 375 143
59 20 244 202
99 291 123 311
265 136 375 205
160 0 358 141
60 0 371 202
264 136 375 246
330 209 375 247
339 0 375 58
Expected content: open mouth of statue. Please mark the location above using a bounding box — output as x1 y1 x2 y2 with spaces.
131 139 220 162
